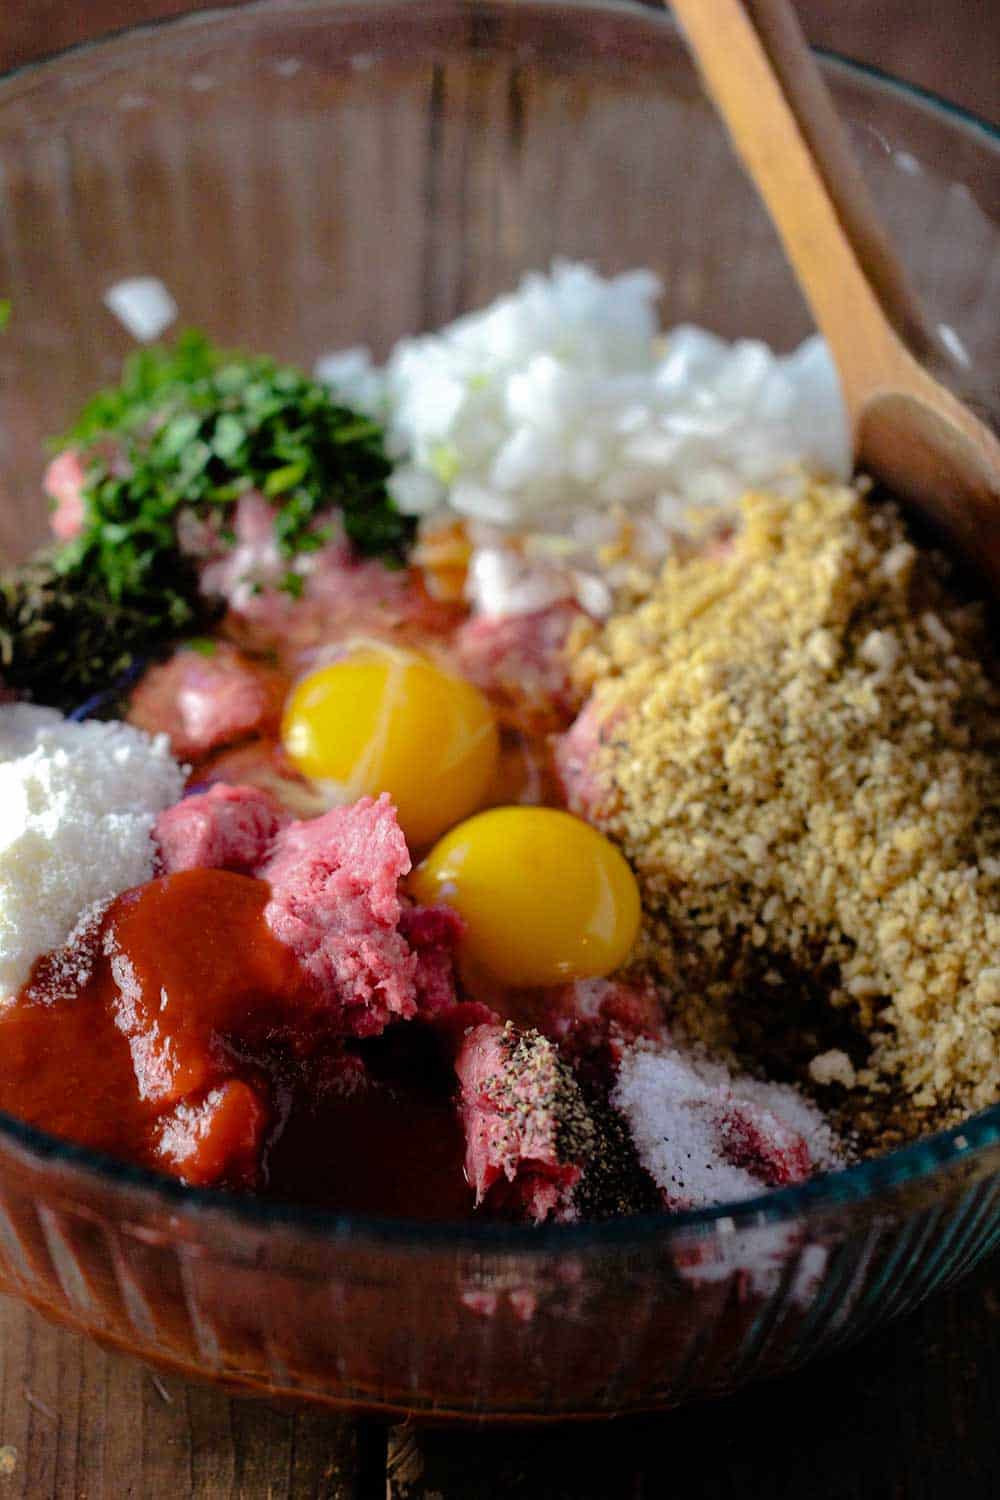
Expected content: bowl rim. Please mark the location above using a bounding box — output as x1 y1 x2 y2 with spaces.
0 0 998 1254
0 0 997 145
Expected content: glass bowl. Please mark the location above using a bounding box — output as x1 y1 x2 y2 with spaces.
0 0 997 1420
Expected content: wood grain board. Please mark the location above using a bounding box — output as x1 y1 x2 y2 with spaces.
0 4 997 1497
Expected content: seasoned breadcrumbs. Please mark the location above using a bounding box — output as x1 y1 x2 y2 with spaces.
572 480 1000 1126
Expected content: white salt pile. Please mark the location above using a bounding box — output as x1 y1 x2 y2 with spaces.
612 1043 844 1209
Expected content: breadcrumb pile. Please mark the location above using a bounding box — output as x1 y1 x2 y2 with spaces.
573 481 1000 1124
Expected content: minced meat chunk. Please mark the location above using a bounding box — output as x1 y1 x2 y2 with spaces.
452 602 585 733
612 1044 834 1210
259 793 459 1036
398 903 466 1016
128 643 287 760
155 783 290 874
453 1019 596 1223
204 492 461 660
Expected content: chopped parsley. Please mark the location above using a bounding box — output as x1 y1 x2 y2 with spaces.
58 329 412 586
1 331 414 709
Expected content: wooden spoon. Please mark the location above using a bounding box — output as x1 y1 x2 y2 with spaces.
670 0 1000 584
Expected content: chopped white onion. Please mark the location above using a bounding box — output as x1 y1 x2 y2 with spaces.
103 277 178 342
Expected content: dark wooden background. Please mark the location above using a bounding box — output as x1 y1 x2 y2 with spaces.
1 0 998 121
0 4 998 1497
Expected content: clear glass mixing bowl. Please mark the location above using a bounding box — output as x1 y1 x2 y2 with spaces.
0 0 997 1420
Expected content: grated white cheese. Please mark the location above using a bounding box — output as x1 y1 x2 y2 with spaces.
0 707 185 1001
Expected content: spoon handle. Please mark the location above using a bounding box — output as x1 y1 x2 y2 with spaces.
669 0 926 411
734 0 940 363
671 0 1000 583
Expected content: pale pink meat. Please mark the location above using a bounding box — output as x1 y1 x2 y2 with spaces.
715 1097 813 1189
258 793 459 1036
451 602 584 733
154 784 290 875
611 1045 823 1212
127 643 287 760
44 449 88 542
192 738 322 817
554 695 615 819
532 977 668 1083
197 491 291 607
397 904 466 1016
453 1020 595 1224
204 494 460 659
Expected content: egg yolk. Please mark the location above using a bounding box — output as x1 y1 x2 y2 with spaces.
281 643 499 849
410 806 641 986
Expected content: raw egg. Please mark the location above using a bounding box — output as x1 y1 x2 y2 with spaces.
281 643 499 848
410 806 641 986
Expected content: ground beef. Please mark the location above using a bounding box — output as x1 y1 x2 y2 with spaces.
258 793 459 1036
535 976 669 1087
128 643 287 760
155 784 289 874
205 493 461 662
453 1020 596 1223
611 1044 832 1210
44 449 87 542
191 738 326 819
553 696 615 819
452 602 585 734
398 904 466 1016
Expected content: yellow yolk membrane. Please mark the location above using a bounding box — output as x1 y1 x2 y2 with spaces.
411 806 641 986
281 643 500 849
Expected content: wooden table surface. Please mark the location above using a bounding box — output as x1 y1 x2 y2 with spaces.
0 4 998 1498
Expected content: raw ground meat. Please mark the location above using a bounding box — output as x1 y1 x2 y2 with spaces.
554 696 615 819
128 643 287 760
205 494 462 663
531 976 669 1086
612 1044 837 1210
44 449 88 542
716 1097 813 1189
453 1020 597 1223
258 793 459 1036
398 904 466 1016
155 783 289 874
451 602 584 734
191 738 326 818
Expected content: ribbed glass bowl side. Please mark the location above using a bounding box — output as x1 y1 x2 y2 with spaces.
0 0 997 1417
1 1117 999 1416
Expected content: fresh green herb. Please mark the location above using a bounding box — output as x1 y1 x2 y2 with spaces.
0 300 10 332
58 330 411 575
3 331 412 709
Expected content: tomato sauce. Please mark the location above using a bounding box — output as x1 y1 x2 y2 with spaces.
0 868 472 1215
